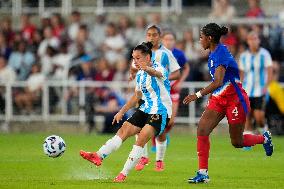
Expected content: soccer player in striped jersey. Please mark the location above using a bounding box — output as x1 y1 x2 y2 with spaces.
239 31 273 135
129 25 181 171
183 23 273 184
79 42 172 182
136 31 189 172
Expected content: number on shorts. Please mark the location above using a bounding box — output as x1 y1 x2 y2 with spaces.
232 107 238 117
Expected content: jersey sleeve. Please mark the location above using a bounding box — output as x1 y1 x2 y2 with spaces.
135 72 141 91
168 51 180 73
176 49 187 68
238 53 245 71
265 51 273 68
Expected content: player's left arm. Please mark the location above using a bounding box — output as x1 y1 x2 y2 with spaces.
173 63 190 90
169 70 181 81
183 66 225 104
263 52 273 94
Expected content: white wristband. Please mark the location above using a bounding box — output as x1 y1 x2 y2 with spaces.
195 91 202 98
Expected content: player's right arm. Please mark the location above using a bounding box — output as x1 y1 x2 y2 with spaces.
112 90 142 124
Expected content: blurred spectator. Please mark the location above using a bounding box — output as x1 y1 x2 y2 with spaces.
0 56 16 113
68 24 96 59
118 15 132 39
95 87 126 133
52 42 72 80
68 11 81 41
51 13 65 39
28 29 43 54
38 26 59 59
125 16 147 47
40 12 51 30
113 57 129 82
94 57 115 81
90 12 107 47
1 17 15 47
75 55 96 81
183 29 202 63
102 22 126 65
209 0 236 21
14 64 45 114
21 14 37 43
41 46 57 78
246 0 265 18
221 26 238 56
0 32 12 60
8 41 35 81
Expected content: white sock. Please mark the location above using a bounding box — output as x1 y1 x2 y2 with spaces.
142 142 149 158
136 134 148 158
155 138 167 161
97 135 122 159
199 169 208 175
121 145 143 176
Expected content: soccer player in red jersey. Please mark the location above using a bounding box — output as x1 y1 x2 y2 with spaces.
183 23 274 183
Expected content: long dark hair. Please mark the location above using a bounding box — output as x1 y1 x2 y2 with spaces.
201 23 228 44
133 42 153 58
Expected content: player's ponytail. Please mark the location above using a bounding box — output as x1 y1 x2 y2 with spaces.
133 42 153 58
201 23 228 44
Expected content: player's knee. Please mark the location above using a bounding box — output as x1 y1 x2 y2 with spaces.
197 127 209 136
116 123 131 140
231 140 243 148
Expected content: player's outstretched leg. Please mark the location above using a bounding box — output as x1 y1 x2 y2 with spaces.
114 124 156 182
80 121 140 166
135 137 149 171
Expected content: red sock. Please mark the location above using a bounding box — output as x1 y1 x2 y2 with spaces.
243 134 264 147
152 136 156 147
197 136 210 170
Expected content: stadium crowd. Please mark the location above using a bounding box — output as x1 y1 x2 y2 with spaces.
0 0 283 133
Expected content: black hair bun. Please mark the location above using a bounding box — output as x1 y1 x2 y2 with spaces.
142 41 153 50
220 26 228 35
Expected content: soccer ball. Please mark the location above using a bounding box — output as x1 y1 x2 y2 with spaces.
43 135 66 158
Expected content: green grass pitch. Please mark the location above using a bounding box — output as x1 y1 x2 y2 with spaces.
0 132 283 189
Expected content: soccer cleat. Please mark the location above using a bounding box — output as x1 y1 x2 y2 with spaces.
155 160 164 172
263 131 274 156
135 157 150 171
79 150 102 166
113 173 127 182
188 171 210 184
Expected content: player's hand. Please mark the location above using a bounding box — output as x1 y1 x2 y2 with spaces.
128 72 135 81
139 61 148 71
183 94 198 104
112 111 124 125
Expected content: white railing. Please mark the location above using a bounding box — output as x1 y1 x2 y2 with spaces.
0 81 211 124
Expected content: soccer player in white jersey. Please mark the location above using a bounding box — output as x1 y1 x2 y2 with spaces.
79 42 172 182
129 25 181 171
130 25 180 170
239 31 273 134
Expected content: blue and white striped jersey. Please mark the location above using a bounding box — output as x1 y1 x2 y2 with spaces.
135 62 172 118
239 47 272 97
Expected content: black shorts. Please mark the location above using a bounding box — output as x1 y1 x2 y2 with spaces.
249 96 266 111
127 109 170 136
